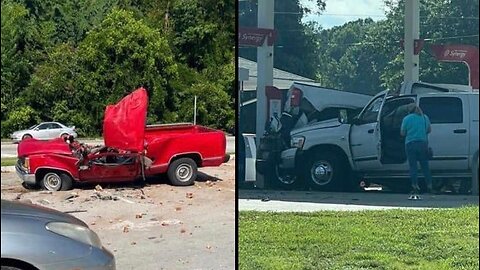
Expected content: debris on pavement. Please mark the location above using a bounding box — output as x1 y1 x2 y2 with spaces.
63 192 79 201
186 192 194 199
205 180 215 187
161 219 183 226
38 199 51 205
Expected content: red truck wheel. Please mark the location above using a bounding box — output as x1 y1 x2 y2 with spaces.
167 158 197 186
41 172 73 191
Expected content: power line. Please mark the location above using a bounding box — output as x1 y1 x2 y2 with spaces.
274 11 386 17
427 16 479 20
424 34 479 41
271 11 479 20
238 34 479 49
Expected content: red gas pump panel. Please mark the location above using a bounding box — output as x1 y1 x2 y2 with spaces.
265 86 285 121
290 87 303 107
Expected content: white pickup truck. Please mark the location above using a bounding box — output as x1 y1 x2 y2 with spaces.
278 83 479 194
258 82 479 194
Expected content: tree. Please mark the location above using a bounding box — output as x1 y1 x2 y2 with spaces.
1 0 235 137
22 9 179 135
315 18 388 94
314 0 479 94
379 0 478 90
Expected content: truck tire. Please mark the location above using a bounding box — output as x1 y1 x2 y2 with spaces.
271 165 300 190
40 171 73 191
259 153 299 190
167 158 197 186
304 151 346 191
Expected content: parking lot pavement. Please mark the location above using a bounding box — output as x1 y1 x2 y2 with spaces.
1 158 236 270
238 189 479 212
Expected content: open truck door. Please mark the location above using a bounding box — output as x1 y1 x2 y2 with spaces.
349 93 385 171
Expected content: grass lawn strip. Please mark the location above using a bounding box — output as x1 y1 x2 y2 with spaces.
1 157 16 167
239 207 479 270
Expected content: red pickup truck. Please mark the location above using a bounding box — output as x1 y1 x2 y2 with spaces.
15 88 228 191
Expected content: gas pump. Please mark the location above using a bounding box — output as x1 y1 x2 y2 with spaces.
265 86 285 134
256 86 299 189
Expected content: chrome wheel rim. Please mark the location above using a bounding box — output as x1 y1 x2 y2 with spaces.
176 164 193 182
44 173 61 190
310 160 333 186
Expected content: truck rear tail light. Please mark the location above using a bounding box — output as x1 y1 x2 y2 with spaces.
290 88 303 107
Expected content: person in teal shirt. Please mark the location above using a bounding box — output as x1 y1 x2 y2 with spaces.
400 103 432 194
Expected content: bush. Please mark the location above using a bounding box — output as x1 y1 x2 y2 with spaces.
1 106 39 137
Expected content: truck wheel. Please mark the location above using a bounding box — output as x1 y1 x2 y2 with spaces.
168 158 197 186
41 172 73 191
304 152 345 191
271 165 300 190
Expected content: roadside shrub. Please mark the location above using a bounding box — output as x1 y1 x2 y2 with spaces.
1 106 39 137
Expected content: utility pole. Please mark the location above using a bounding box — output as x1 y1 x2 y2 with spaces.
255 0 274 189
404 0 420 83
256 0 274 146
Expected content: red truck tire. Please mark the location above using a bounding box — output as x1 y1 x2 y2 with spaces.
40 171 73 191
167 158 197 186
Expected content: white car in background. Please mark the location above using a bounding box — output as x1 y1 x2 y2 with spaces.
11 122 77 143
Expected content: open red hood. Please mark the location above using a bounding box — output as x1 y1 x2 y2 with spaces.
103 88 148 152
17 138 72 157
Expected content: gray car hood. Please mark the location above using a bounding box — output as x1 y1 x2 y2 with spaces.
1 199 87 226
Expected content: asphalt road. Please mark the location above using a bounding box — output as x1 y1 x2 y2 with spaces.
238 189 479 212
1 136 235 158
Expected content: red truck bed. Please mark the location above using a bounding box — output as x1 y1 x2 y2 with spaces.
144 123 227 175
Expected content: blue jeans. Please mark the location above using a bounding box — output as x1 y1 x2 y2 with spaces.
405 140 432 190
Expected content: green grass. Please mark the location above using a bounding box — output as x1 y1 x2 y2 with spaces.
239 207 479 270
1 157 16 166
